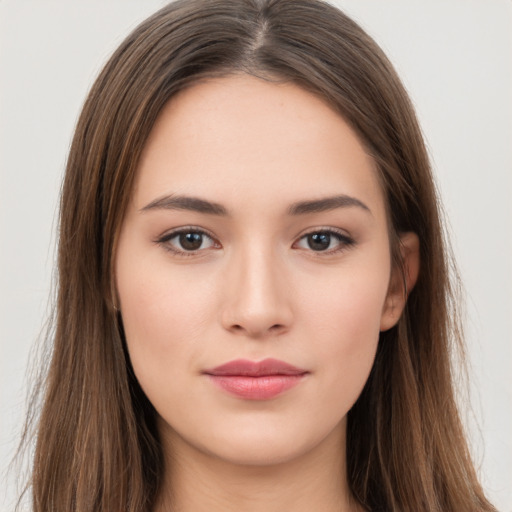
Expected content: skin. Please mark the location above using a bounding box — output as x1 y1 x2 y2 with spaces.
115 75 419 512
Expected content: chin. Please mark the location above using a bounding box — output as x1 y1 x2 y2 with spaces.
213 437 307 467
175 415 345 469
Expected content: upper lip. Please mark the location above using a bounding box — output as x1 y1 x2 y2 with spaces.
204 358 308 377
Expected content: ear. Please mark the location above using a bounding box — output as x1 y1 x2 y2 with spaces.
380 232 420 332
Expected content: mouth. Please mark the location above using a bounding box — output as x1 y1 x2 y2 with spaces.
203 358 309 400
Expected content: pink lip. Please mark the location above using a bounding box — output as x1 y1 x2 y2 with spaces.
203 358 308 400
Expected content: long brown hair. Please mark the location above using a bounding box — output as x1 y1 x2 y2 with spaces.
23 0 496 510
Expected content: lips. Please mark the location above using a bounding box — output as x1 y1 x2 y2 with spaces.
203 358 308 400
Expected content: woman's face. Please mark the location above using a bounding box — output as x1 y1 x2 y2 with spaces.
115 75 410 467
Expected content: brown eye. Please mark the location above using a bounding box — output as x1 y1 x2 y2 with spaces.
158 229 217 255
295 229 355 254
179 232 204 251
307 232 332 251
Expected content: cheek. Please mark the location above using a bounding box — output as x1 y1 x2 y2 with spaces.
305 260 389 340
299 258 390 402
116 249 217 390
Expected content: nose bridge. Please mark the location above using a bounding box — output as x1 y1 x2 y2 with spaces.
221 236 293 337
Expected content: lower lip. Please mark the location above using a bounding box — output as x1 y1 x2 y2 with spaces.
206 374 307 400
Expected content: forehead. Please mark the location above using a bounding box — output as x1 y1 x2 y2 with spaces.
133 74 386 221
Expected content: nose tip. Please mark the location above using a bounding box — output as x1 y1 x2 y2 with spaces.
220 252 293 339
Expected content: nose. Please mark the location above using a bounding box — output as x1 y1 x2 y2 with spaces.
220 245 294 339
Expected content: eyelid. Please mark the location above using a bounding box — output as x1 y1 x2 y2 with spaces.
293 227 355 255
155 225 356 257
155 226 220 257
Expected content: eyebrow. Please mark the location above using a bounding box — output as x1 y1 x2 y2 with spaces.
287 195 371 216
140 194 371 216
141 195 228 215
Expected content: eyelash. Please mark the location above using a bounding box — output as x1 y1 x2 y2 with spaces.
294 228 356 257
155 226 355 258
156 227 220 258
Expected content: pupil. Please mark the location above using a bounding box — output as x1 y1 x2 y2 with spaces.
308 232 330 251
180 232 202 250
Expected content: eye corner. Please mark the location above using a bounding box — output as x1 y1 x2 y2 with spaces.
294 227 356 255
155 226 221 258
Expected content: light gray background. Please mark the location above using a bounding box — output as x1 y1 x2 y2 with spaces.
1 1 511 511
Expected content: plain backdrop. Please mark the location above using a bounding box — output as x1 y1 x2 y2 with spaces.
1 1 511 511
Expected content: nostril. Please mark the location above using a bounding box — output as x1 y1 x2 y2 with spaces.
228 322 287 337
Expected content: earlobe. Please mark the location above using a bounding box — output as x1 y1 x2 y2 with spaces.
380 232 420 332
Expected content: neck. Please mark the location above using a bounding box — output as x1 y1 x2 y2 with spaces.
154 420 363 512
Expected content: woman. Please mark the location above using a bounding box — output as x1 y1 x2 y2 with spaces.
19 0 498 510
